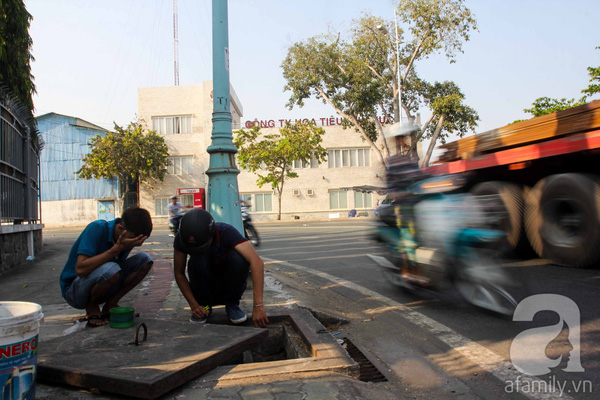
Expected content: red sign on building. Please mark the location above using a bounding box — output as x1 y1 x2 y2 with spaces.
177 188 205 209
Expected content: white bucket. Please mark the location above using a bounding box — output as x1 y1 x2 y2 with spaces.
0 302 44 400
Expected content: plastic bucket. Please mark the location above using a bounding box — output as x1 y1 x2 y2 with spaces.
109 307 134 329
0 302 44 400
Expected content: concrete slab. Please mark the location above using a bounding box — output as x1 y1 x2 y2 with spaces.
37 318 268 399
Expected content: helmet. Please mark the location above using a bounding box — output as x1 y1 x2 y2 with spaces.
179 209 216 254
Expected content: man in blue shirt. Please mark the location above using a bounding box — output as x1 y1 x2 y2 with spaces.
60 207 154 326
173 209 268 328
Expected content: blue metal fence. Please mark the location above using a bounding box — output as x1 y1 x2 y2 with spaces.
0 89 41 224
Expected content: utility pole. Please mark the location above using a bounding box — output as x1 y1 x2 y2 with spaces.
173 0 180 86
394 9 401 128
206 0 243 233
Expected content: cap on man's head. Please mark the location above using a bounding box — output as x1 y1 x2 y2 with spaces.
170 195 177 199
179 209 216 254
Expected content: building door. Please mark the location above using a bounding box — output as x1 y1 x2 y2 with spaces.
97 200 116 221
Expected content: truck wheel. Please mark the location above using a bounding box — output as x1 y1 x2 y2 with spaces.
525 174 600 268
471 181 525 254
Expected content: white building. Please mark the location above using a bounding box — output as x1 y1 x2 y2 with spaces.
137 83 392 223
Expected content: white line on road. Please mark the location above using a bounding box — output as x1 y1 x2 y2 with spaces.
264 256 574 400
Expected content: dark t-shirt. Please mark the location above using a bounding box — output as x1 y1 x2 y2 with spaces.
173 222 248 266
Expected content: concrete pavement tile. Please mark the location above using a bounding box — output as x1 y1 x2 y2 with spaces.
268 382 304 400
272 393 304 400
300 381 339 399
204 385 243 399
239 385 275 400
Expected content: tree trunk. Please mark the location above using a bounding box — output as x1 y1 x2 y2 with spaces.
119 174 128 211
277 190 282 220
277 177 284 221
421 114 445 168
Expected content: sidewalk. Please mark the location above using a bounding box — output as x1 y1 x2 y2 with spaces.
1 230 408 400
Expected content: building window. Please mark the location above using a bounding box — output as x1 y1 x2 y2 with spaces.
329 190 348 209
167 156 193 175
152 115 192 135
354 191 372 208
293 154 319 169
241 193 273 212
327 148 370 168
154 197 170 216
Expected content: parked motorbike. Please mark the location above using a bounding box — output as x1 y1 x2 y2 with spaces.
241 205 260 247
371 174 520 316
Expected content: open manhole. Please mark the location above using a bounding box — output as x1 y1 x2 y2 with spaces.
222 316 311 364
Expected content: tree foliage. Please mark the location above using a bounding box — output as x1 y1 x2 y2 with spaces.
582 46 600 98
282 0 477 166
0 0 36 111
421 81 478 166
523 97 587 118
522 45 599 119
234 121 327 220
77 122 170 203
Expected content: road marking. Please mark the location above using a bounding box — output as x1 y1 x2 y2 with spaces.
264 256 574 400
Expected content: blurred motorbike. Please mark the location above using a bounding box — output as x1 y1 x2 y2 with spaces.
169 210 186 233
241 204 260 247
371 174 520 316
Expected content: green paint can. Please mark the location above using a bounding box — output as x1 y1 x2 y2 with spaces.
109 307 134 329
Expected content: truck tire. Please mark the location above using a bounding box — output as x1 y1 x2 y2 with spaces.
471 181 525 254
525 173 600 268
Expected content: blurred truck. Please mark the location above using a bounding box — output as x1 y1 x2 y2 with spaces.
425 100 600 268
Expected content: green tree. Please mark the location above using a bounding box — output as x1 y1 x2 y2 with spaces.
522 45 599 119
282 0 477 166
0 0 36 111
234 121 327 220
421 81 479 167
582 46 600 98
77 121 170 207
523 96 587 117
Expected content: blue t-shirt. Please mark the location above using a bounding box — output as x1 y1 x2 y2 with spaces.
174 222 248 265
59 219 131 297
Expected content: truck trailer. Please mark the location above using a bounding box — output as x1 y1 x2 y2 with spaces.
425 100 600 268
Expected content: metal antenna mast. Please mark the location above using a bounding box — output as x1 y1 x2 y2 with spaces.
173 0 179 85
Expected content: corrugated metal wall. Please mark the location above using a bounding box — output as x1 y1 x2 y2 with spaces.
38 114 118 201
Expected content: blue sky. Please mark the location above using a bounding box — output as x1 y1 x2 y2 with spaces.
27 0 600 135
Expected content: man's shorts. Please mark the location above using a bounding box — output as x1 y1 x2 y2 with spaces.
65 252 153 309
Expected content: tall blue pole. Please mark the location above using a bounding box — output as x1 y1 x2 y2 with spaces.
207 0 243 233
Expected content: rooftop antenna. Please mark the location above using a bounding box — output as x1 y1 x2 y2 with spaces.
173 0 179 85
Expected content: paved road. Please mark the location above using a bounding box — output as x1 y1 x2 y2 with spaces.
253 219 600 399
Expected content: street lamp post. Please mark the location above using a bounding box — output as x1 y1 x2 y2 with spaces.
206 0 244 233
394 9 402 129
378 10 404 140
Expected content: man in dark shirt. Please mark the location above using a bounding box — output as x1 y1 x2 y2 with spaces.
60 207 153 326
173 209 268 328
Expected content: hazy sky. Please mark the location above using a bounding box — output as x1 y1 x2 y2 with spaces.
27 0 600 136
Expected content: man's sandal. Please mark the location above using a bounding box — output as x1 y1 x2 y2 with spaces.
84 314 109 328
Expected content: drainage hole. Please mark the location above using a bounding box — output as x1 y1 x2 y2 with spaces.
341 338 388 383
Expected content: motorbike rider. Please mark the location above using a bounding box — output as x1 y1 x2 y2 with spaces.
168 195 185 231
384 153 428 281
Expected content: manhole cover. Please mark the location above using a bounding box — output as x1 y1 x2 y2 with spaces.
37 318 268 399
